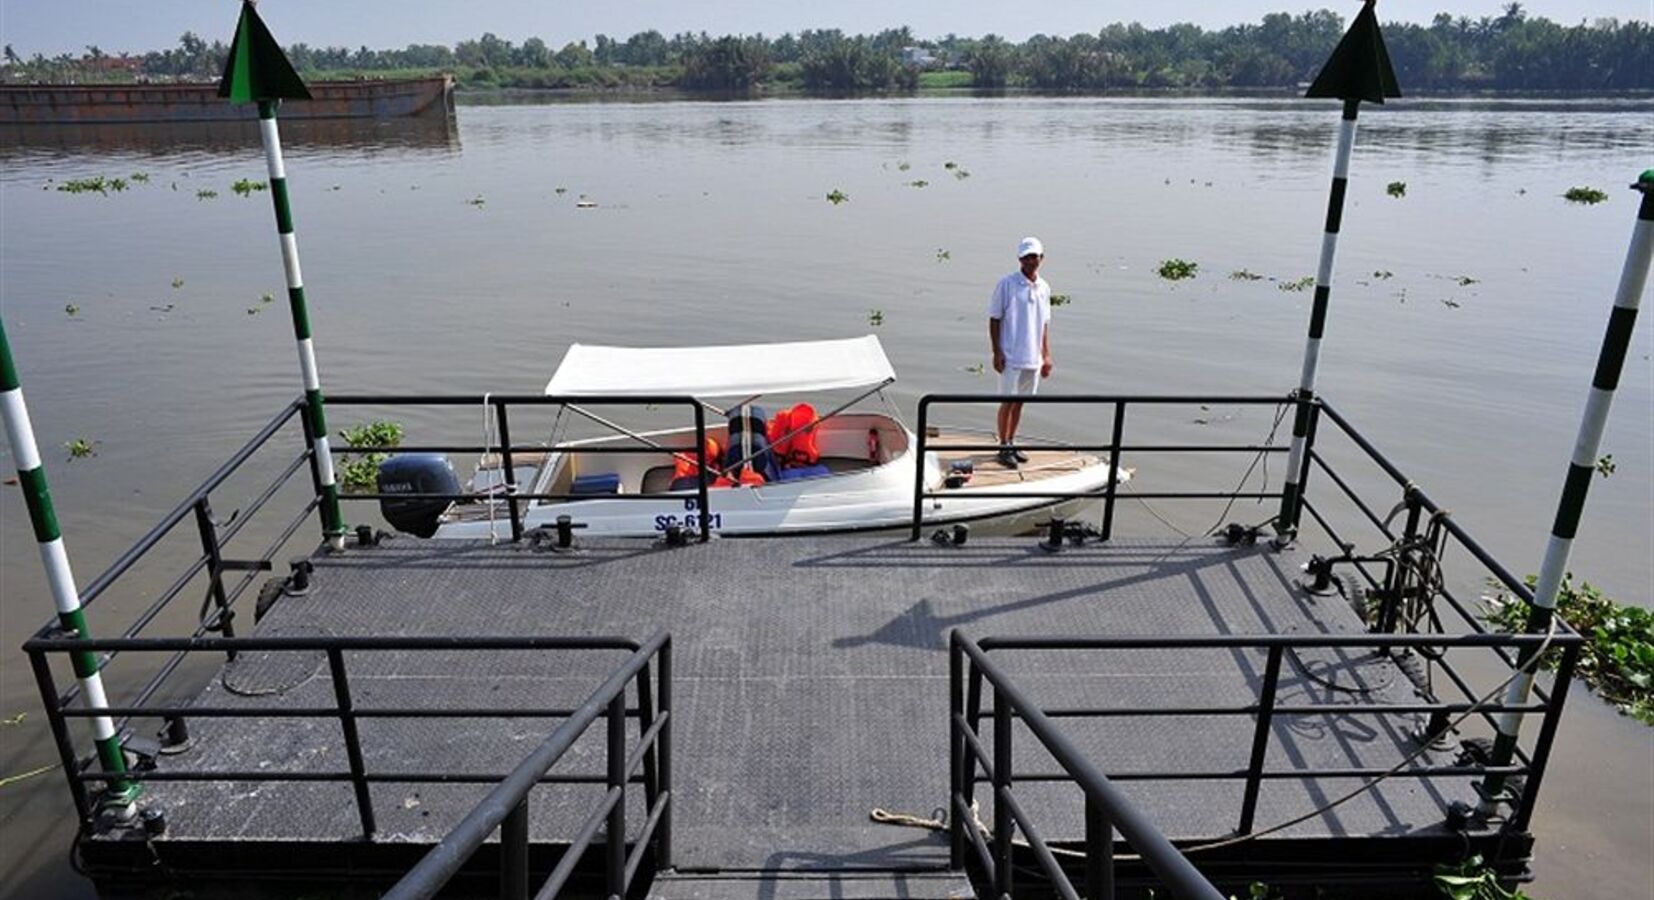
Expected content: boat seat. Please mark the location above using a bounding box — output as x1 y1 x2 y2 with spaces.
642 465 677 494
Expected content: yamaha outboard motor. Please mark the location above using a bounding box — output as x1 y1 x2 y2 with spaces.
377 453 460 538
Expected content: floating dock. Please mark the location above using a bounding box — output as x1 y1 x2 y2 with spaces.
58 532 1571 898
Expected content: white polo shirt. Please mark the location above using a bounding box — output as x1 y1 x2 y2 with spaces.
988 271 1051 370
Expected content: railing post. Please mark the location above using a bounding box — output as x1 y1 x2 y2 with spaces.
607 692 627 900
192 499 237 655
1101 401 1125 541
501 799 529 900
1237 645 1284 835
949 634 965 869
993 690 1014 899
27 648 91 825
637 661 659 829
1510 641 1580 833
1084 793 1115 900
325 648 377 837
694 404 711 542
494 400 524 542
911 398 930 541
657 639 673 870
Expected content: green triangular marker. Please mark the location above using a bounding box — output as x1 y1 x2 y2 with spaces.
218 1 311 103
1305 0 1401 103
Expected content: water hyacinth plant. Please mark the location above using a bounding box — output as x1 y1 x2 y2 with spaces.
826 189 849 205
1157 259 1198 281
1563 186 1608 204
338 421 405 493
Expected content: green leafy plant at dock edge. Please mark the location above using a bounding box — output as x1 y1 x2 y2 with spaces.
1433 856 1536 899
1563 186 1608 204
1483 575 1654 725
1157 258 1198 281
338 421 405 493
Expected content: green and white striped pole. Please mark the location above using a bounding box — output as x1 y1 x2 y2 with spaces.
1278 0 1400 535
219 1 346 550
1480 171 1653 807
1 319 139 814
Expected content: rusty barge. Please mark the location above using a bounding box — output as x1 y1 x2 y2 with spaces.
0 75 453 125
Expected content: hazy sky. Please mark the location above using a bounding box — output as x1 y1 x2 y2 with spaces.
1 1 1648 56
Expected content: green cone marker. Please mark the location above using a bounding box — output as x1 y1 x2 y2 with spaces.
219 1 347 550
1279 0 1400 534
1480 171 1653 809
1 318 139 814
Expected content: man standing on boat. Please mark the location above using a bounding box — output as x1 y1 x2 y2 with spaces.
988 236 1053 469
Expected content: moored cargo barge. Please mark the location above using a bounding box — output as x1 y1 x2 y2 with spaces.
0 75 453 125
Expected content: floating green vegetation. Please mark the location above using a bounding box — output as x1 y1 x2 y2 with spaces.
467 195 486 208
964 363 985 375
908 180 929 188
1435 856 1539 899
338 421 405 493
1563 186 1608 204
935 249 950 262
246 307 261 315
1484 575 1654 725
149 303 175 313
1373 270 1394 280
171 277 184 289
826 189 850 205
261 293 274 305
1156 259 1198 281
231 178 269 197
1278 275 1315 292
1050 293 1072 307
867 308 884 326
897 162 911 172
1595 453 1615 477
554 186 568 195
952 169 971 180
130 172 150 183
64 302 81 317
1454 275 1479 286
108 177 128 192
57 176 111 195
1 712 25 726
943 161 958 170
1228 269 1265 281
1441 298 1462 308
196 189 218 200
64 438 97 460
1386 180 1407 198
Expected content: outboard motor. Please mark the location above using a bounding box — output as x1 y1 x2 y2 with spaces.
377 453 460 538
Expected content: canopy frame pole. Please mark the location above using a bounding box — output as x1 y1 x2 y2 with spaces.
1 318 139 817
1479 172 1652 811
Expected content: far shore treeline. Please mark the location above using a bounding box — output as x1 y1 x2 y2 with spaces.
3 5 1649 93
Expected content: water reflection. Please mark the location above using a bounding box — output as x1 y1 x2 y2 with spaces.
0 109 460 160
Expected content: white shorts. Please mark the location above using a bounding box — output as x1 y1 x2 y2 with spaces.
998 367 1040 396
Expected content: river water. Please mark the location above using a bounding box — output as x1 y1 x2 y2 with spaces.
1 96 1649 897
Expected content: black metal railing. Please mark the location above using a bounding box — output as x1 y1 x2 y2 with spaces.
911 395 1293 541
951 627 1584 898
951 632 1227 900
383 631 672 900
22 394 706 824
326 394 713 544
24 631 669 853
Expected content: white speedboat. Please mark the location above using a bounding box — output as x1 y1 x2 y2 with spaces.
410 336 1127 538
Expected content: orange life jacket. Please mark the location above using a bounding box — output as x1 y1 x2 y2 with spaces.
767 406 794 460
737 464 766 486
673 436 722 481
781 403 820 466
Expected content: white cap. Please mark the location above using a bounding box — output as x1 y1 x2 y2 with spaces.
1017 236 1044 258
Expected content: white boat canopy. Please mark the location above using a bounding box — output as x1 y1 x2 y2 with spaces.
544 335 897 399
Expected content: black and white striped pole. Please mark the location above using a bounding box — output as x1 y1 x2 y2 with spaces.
1 318 139 815
219 1 346 550
1480 170 1653 807
1278 0 1400 535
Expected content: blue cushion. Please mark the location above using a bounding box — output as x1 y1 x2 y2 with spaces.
777 464 832 482
724 431 779 482
571 473 623 495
